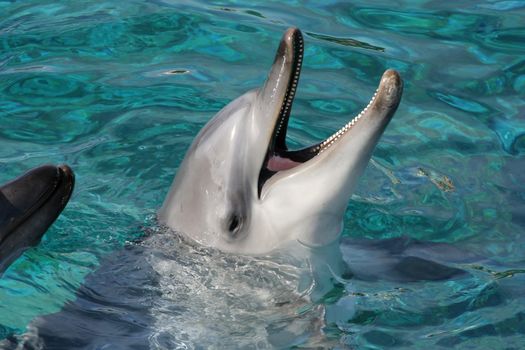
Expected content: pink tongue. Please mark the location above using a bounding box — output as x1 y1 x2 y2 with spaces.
267 155 301 171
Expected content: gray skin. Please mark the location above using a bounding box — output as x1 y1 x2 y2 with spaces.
159 28 403 255
0 164 74 274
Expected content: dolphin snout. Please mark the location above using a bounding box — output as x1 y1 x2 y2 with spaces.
273 27 301 64
374 69 403 112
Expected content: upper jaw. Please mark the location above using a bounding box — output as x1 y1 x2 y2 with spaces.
256 27 304 197
256 28 403 198
268 28 304 152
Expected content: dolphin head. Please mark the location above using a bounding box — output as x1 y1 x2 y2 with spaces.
0 165 75 273
159 28 403 254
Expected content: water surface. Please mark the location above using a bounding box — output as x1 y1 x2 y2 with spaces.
1 0 524 348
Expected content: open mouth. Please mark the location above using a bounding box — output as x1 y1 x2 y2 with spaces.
257 28 380 197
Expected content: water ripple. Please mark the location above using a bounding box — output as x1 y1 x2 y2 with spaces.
0 0 524 348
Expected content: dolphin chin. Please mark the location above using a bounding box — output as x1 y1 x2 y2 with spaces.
159 28 403 254
0 164 75 274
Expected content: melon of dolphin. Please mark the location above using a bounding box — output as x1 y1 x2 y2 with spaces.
159 28 403 254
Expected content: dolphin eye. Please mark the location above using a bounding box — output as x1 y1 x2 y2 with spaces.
227 214 243 237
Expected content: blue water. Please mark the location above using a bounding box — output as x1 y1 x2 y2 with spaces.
1 0 525 348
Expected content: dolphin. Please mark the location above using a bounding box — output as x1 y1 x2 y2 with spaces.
0 164 75 274
159 27 403 255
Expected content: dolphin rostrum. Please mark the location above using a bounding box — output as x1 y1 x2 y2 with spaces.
159 28 403 255
0 165 74 274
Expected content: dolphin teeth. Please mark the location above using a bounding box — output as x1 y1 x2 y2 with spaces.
318 87 379 153
273 29 304 151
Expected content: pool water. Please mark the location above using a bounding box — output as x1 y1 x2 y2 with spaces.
1 0 524 348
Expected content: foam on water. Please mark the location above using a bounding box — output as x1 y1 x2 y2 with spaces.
144 232 325 349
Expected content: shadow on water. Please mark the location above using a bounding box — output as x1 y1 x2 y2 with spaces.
305 32 385 52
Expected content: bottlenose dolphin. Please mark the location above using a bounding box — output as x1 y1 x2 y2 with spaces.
159 27 403 254
0 165 74 274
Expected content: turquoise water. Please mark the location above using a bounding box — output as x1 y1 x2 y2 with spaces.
1 0 525 348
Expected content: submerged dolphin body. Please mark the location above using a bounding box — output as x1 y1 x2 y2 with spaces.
0 165 74 274
159 28 403 255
